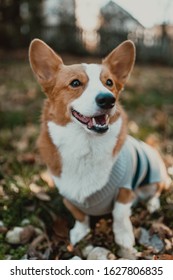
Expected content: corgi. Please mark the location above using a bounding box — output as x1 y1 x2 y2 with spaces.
29 39 170 259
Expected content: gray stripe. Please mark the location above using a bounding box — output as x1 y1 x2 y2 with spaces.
68 136 164 216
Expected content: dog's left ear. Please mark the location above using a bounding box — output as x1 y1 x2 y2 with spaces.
103 40 135 88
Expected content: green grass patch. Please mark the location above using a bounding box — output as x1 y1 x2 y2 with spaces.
0 110 40 129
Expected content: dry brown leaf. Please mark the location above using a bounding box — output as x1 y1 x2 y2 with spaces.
29 183 51 201
95 218 112 234
0 226 8 234
30 234 48 249
150 222 173 237
20 153 36 164
164 238 172 251
29 183 42 193
13 138 28 151
53 217 69 240
153 254 173 260
145 134 160 148
35 192 51 201
40 171 54 188
67 244 74 252
20 225 35 244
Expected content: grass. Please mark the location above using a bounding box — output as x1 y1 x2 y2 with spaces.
0 57 173 259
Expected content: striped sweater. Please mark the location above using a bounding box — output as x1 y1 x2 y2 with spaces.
67 136 166 216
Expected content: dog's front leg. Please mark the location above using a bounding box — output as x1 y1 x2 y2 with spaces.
112 188 137 259
63 198 90 245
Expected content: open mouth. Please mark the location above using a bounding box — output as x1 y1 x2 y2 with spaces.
71 109 109 133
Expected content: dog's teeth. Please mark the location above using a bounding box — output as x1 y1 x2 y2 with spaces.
106 116 110 125
92 118 96 126
92 116 109 129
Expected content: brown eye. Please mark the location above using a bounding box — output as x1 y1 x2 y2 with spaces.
70 79 82 88
106 79 113 87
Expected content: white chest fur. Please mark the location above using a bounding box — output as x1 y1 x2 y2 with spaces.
48 118 122 203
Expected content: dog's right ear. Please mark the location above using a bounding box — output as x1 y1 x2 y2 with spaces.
29 39 63 85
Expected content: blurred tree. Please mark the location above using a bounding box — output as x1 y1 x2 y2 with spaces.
47 0 85 54
27 0 44 42
0 0 22 48
0 0 44 49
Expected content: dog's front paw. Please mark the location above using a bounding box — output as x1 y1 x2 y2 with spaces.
70 217 90 245
118 247 137 260
113 220 135 249
147 196 160 213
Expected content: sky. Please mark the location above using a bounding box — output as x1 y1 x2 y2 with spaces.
113 0 173 27
75 0 173 31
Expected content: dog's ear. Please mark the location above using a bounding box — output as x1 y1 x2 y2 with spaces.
29 39 63 85
103 40 135 89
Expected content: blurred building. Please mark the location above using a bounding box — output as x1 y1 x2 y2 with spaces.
97 1 144 55
0 0 173 64
134 23 173 64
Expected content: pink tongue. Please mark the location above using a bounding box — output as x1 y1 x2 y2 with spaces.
73 109 107 129
80 115 90 123
73 111 90 124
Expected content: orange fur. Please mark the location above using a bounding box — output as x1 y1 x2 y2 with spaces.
29 40 171 257
37 104 62 177
117 188 136 204
29 39 135 183
112 108 128 157
63 198 85 222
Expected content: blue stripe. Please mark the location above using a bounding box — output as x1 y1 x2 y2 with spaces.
132 148 151 189
132 150 140 189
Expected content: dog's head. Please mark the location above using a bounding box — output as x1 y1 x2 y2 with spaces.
29 39 135 134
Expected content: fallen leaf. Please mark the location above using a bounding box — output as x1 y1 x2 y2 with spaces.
0 186 5 197
20 225 35 244
150 222 173 237
35 192 51 201
95 218 112 235
0 226 8 234
29 183 51 201
40 171 54 188
108 252 117 260
138 227 164 253
20 153 36 164
153 254 173 260
67 244 74 253
53 217 69 240
30 234 48 249
150 234 164 253
13 138 28 151
87 247 112 260
138 228 150 247
6 227 23 244
164 238 172 251
29 183 42 193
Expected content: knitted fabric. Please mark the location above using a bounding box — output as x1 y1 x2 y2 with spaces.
67 136 164 216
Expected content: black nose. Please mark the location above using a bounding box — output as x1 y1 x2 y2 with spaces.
95 92 116 109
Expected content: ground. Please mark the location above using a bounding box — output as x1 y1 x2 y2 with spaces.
0 54 173 259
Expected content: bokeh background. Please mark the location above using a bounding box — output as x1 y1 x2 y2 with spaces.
0 0 173 260
1 0 173 62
